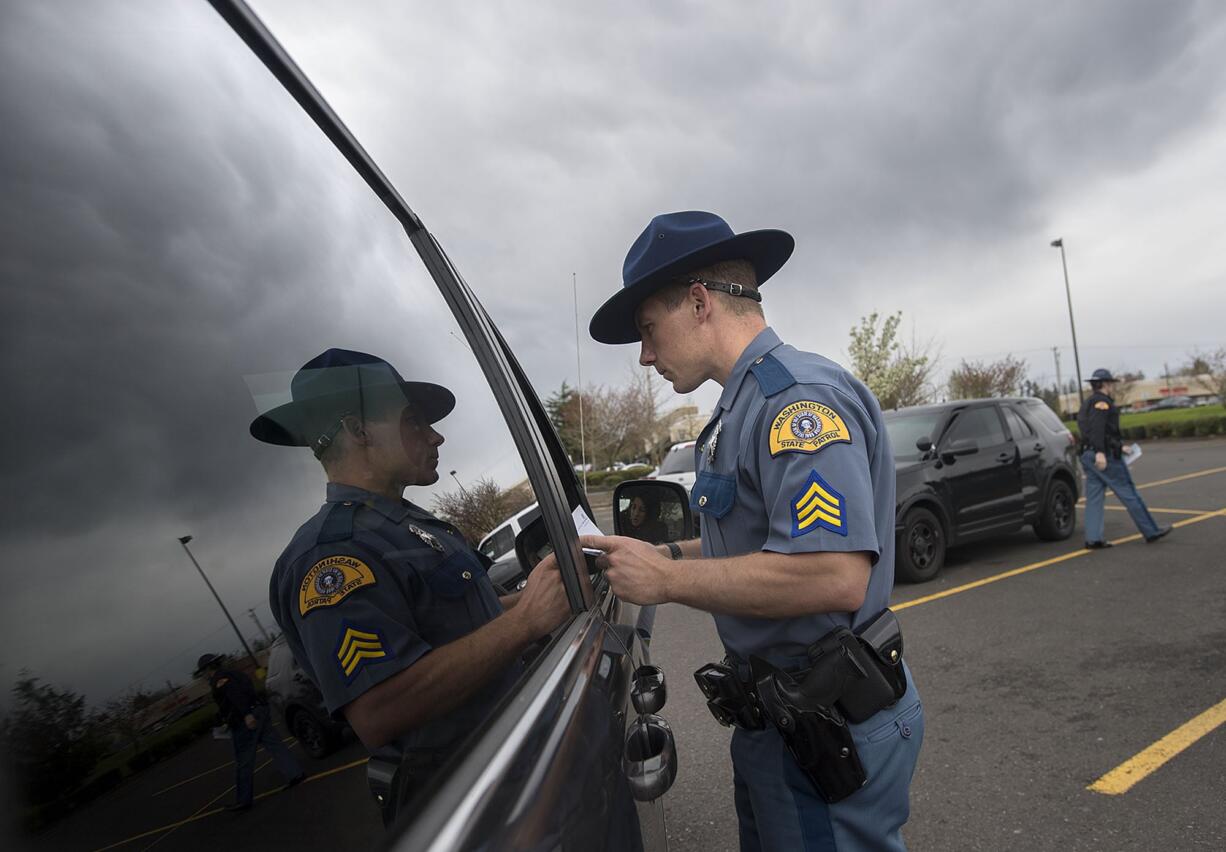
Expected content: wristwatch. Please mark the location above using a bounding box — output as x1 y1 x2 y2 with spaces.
665 542 683 561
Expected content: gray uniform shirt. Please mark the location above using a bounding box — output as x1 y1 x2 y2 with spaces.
690 327 896 662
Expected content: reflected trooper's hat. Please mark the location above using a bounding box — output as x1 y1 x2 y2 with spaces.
589 211 794 344
197 653 222 671
1087 368 1118 383
249 348 455 458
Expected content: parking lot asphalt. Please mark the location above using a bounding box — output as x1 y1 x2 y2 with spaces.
653 437 1226 851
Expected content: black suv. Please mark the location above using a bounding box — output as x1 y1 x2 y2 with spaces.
885 398 1080 582
264 635 351 759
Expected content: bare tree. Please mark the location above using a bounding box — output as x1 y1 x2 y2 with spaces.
847 311 937 410
433 477 534 546
102 689 153 754
1188 347 1226 403
947 355 1028 399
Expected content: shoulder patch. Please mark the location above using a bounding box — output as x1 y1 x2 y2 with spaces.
749 353 796 397
769 400 852 456
791 469 847 538
335 622 393 683
299 555 377 617
1094 401 1110 411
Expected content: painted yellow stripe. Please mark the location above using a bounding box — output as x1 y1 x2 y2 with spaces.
1103 506 1205 516
151 735 299 797
895 507 1226 612
1135 465 1226 491
92 758 368 851
1088 696 1226 795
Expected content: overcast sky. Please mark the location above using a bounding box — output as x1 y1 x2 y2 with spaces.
2 0 1225 706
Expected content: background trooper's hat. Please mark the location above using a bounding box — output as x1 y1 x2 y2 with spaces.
249 348 455 454
1087 368 1118 382
589 211 794 344
196 653 222 671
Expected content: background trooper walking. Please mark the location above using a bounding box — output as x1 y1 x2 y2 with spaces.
1078 368 1172 549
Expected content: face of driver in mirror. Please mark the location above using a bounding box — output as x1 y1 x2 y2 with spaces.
618 484 684 544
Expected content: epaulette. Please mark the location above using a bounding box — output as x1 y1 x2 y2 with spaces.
316 500 358 544
749 353 797 397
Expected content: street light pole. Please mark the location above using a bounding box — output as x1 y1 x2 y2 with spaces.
178 536 259 668
448 470 471 500
1050 239 1084 407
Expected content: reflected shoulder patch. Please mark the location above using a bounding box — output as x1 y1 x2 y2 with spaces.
1094 401 1110 411
769 400 852 456
299 555 377 617
791 470 847 538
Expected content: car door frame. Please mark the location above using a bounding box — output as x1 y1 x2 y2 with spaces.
938 403 1025 537
1001 402 1043 520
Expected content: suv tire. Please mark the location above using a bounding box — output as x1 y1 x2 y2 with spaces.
1035 478 1075 541
290 709 336 759
897 506 945 583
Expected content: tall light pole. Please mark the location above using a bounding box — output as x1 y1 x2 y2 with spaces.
448 470 471 499
178 535 259 668
1050 238 1084 407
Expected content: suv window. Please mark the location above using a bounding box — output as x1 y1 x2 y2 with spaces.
481 524 516 561
946 406 1007 446
1002 406 1034 440
5 4 577 843
659 446 697 474
1023 400 1070 433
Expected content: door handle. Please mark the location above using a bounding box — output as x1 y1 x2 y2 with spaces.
996 452 1013 464
1033 443 1045 452
631 665 667 715
623 714 678 802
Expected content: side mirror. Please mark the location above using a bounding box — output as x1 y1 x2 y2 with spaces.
915 436 933 453
613 481 693 544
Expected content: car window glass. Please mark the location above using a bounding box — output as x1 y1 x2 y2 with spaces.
659 447 697 474
1002 407 1034 440
883 412 945 461
3 2 571 843
946 407 1007 446
481 525 515 561
1024 400 1070 433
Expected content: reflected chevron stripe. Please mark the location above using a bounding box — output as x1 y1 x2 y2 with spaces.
791 469 847 537
335 624 390 681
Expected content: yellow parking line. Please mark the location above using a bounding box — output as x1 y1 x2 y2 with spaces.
151 736 297 797
1103 506 1205 516
92 758 368 851
894 507 1226 612
1088 696 1226 795
1135 465 1226 491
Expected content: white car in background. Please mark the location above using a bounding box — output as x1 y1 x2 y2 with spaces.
653 440 698 493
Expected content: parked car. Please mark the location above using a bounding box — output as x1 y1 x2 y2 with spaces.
885 398 1080 582
264 635 350 759
1151 395 1194 410
653 439 698 492
478 502 539 592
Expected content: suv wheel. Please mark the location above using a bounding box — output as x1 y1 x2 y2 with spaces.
291 710 336 759
1035 479 1075 541
897 506 945 583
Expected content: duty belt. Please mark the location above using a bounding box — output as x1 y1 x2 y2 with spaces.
693 609 908 802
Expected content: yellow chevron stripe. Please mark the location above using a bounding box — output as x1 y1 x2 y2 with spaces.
795 480 840 514
798 506 842 530
343 648 386 677
797 493 841 523
340 639 383 669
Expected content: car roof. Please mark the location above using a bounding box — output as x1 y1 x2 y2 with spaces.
883 397 1038 416
667 440 697 450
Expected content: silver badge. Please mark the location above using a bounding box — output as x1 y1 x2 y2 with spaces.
705 419 723 465
410 524 444 551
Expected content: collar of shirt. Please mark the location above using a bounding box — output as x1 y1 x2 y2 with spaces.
716 326 785 413
324 482 434 525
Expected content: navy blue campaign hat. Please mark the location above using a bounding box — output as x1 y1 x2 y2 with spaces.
249 348 455 451
589 211 794 344
1087 368 1118 382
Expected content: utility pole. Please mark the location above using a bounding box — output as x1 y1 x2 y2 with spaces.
1163 362 1172 397
248 608 272 645
448 470 471 500
1052 347 1064 417
573 272 588 493
177 536 259 669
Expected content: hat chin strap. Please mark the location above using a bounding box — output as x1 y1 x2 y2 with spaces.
311 416 350 460
687 277 762 303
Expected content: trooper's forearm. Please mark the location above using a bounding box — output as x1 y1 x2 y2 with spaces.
655 538 703 559
667 549 870 619
343 607 538 749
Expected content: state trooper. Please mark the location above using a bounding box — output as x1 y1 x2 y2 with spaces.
1078 367 1171 548
583 211 923 850
251 348 569 806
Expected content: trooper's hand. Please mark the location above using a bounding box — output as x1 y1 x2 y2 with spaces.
579 535 673 606
1094 452 1107 471
244 713 258 730
517 554 570 637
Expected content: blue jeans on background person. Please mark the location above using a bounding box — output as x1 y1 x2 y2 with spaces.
1080 450 1161 543
231 706 303 807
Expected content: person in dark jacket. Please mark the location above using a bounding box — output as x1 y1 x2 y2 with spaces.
1076 368 1171 549
199 654 304 812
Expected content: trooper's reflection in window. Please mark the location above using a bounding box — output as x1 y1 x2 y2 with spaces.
618 492 670 544
255 349 570 799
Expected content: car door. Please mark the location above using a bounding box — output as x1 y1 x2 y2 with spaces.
939 404 1025 536
1001 403 1043 518
5 3 671 850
